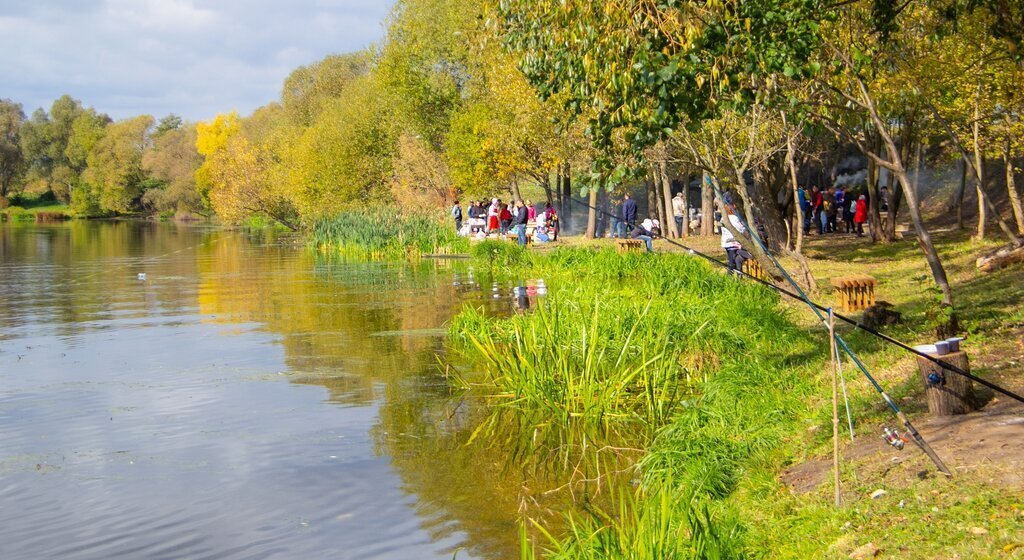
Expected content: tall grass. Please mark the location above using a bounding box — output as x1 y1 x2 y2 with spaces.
311 207 469 259
522 485 745 560
448 247 822 557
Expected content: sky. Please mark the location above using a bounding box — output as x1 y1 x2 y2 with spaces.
0 0 394 122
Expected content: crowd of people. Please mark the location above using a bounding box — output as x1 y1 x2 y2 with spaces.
448 183 879 272
797 184 871 237
451 199 559 246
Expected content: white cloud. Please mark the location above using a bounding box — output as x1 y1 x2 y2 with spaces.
0 0 393 121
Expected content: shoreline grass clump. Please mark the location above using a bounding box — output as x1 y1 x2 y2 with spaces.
311 207 469 259
448 246 824 555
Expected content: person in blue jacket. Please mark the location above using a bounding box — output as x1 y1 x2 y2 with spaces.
621 193 638 232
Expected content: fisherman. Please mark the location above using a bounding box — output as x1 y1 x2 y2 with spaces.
629 218 657 253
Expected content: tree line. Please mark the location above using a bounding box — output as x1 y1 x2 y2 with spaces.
1 0 1022 328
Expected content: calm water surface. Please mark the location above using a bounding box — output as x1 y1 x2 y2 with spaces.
0 221 526 560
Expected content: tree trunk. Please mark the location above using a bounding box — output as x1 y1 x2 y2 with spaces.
701 171 714 236
543 168 554 206
973 103 987 240
659 160 678 237
930 99 1020 246
561 162 572 232
915 351 975 416
680 172 691 238
597 188 609 238
1005 140 1024 235
585 188 598 239
646 170 659 226
955 159 966 230
785 127 805 253
859 77 957 330
511 180 523 203
654 175 667 232
867 168 883 243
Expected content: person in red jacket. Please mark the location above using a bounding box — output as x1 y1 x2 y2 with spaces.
853 194 868 237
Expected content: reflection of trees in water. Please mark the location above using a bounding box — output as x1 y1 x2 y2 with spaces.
195 237 640 559
0 221 218 337
196 242 460 405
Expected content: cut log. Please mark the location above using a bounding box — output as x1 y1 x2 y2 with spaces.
976 245 1024 273
915 351 975 416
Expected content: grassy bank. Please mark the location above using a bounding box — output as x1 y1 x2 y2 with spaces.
447 243 833 557
447 239 1023 558
307 223 1022 557
310 208 469 259
1 193 71 222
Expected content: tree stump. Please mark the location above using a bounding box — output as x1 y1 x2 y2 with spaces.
915 351 975 416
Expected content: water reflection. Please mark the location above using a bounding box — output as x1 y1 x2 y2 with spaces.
0 222 552 560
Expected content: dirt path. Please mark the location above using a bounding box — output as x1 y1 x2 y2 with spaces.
783 397 1024 496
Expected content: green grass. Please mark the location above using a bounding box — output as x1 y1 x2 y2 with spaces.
445 247 826 557
311 207 470 259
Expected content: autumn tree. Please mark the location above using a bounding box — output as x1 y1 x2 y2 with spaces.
142 122 204 214
197 109 297 229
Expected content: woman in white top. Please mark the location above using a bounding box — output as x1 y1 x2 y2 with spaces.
720 206 750 272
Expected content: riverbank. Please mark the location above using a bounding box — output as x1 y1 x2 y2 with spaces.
313 216 1024 558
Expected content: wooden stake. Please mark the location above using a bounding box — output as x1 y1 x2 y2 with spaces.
829 309 841 507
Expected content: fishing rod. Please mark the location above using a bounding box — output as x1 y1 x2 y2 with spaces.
702 177 950 476
563 194 1024 407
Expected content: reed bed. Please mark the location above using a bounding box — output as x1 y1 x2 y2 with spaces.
310 208 469 259
448 246 821 557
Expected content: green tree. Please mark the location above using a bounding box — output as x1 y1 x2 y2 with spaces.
82 115 154 213
281 51 372 126
286 76 395 217
0 99 26 202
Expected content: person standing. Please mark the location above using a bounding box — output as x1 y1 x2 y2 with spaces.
834 187 846 232
823 188 836 233
610 198 624 238
513 200 529 246
854 194 868 237
499 203 512 234
672 191 686 237
451 200 463 233
622 193 638 232
798 186 812 235
721 205 750 272
811 185 824 234
525 200 537 222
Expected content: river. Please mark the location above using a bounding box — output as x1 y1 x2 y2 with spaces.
0 221 527 559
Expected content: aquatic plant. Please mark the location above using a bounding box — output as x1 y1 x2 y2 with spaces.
311 208 470 259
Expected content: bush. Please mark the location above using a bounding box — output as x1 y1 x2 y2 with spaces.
3 206 34 222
